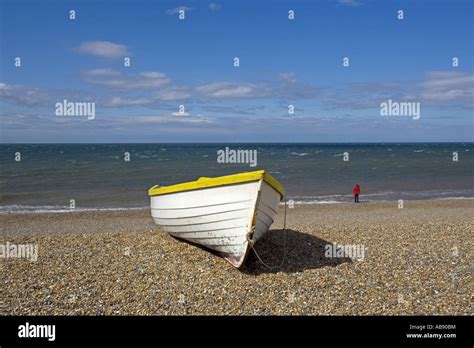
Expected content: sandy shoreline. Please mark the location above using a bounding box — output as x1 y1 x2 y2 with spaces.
0 199 472 315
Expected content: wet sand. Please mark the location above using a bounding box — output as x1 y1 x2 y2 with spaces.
0 199 472 315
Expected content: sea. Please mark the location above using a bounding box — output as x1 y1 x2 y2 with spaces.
0 143 473 213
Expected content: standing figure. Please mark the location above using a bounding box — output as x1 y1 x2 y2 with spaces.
353 184 360 203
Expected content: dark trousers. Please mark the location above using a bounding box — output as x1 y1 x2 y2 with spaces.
354 194 359 203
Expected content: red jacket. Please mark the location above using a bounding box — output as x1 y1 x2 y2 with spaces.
353 185 360 195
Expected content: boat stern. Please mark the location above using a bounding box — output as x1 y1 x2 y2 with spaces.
219 246 250 268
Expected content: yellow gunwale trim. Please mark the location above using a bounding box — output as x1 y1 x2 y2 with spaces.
148 170 285 197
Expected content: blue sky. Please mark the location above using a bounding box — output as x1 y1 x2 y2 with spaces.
0 0 473 142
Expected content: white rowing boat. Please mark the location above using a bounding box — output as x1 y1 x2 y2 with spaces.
148 170 285 267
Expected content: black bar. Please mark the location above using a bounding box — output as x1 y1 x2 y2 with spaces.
0 316 472 346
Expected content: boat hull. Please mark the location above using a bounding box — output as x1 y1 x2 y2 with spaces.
150 180 281 267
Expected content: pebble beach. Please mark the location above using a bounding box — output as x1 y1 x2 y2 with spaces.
0 199 472 315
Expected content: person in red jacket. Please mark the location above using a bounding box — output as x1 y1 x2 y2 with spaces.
353 184 360 203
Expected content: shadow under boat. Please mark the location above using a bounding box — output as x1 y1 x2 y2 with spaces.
170 228 352 274
241 228 353 275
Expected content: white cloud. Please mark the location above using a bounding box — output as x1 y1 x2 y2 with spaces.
104 96 152 107
170 111 191 116
166 6 193 15
0 82 51 106
85 68 122 77
278 72 297 83
329 71 474 110
82 69 170 90
196 82 271 99
420 71 474 106
337 0 362 6
134 114 213 124
209 3 222 11
139 72 167 79
203 105 266 115
76 41 130 59
155 88 191 101
420 71 474 89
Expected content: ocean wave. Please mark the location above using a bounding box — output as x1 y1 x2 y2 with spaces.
282 190 474 205
0 205 148 214
435 196 474 200
280 200 342 205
